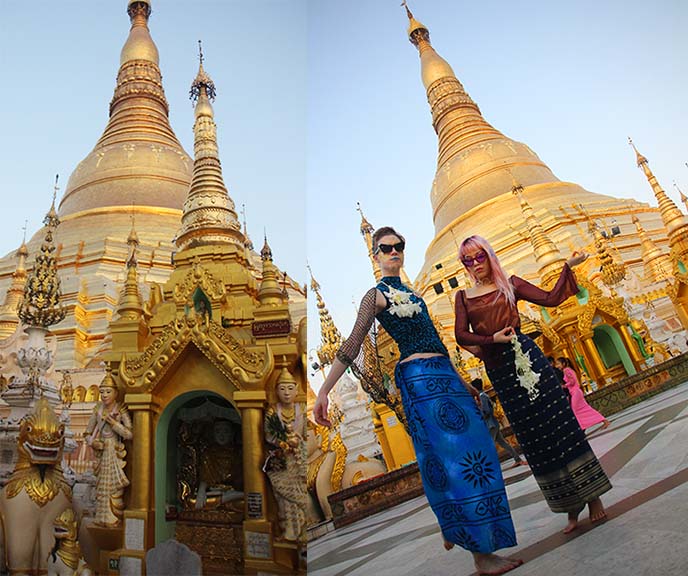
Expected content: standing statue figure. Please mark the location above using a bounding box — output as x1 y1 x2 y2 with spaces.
264 367 307 542
85 370 133 526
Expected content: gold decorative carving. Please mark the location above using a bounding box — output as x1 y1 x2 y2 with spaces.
119 317 272 389
173 261 226 304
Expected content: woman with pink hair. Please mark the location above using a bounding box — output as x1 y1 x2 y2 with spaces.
454 235 611 534
556 357 610 431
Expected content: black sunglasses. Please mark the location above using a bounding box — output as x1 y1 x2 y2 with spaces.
375 241 405 255
461 251 488 267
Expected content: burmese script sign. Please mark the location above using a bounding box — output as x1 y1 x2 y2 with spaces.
247 492 263 519
245 531 272 559
252 319 291 337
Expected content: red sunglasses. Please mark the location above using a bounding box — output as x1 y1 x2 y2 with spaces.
461 251 488 267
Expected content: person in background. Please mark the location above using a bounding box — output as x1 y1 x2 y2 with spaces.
556 357 610 432
471 378 527 470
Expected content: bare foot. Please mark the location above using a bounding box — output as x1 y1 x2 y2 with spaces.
473 553 523 575
443 539 454 551
588 498 607 523
563 510 579 534
600 419 610 430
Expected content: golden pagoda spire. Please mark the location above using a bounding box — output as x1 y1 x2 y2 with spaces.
673 181 688 214
0 231 30 338
629 138 687 235
512 182 566 288
116 216 144 321
585 215 626 289
404 3 500 163
176 41 244 251
258 235 284 305
632 215 672 283
403 4 561 240
241 204 254 251
357 202 381 281
18 177 66 328
60 0 191 218
307 265 343 367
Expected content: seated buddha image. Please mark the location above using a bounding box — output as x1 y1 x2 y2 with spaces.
177 414 244 512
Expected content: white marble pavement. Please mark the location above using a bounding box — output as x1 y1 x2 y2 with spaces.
308 382 688 576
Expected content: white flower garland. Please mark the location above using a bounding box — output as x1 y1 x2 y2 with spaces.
512 336 541 400
382 283 422 318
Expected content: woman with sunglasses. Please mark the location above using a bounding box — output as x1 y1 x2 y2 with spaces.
314 227 523 576
454 235 611 534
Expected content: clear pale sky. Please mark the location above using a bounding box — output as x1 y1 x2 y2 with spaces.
306 0 688 388
0 0 306 280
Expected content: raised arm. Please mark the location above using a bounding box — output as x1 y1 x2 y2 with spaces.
314 288 381 426
511 263 579 307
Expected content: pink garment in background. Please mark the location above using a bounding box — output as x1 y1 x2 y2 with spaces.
562 367 606 430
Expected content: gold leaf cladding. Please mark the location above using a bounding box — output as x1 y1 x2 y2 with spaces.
173 261 226 304
120 317 272 389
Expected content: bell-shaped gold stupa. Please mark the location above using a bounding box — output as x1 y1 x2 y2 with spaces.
0 1 191 369
403 7 672 334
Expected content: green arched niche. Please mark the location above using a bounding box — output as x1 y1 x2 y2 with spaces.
154 390 241 543
592 324 637 377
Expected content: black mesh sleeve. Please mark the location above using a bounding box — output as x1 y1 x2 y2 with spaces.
335 288 378 365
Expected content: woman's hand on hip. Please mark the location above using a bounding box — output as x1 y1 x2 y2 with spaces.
493 326 515 344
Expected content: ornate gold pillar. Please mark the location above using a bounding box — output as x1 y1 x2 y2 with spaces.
234 389 275 571
618 324 643 371
235 390 268 518
119 393 157 569
126 394 155 511
580 332 606 387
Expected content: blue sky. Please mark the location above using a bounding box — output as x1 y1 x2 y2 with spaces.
0 0 306 280
306 0 688 387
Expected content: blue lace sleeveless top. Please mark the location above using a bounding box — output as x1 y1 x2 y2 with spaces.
376 276 448 361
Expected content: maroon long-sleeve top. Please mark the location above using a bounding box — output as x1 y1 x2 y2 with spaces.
454 264 579 368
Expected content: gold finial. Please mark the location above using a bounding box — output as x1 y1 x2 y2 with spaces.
241 203 254 250
674 181 688 206
628 137 647 167
356 202 374 236
22 220 27 244
261 232 272 261
401 0 412 19
258 233 283 305
190 40 216 102
18 180 66 328
402 0 428 41
308 266 343 367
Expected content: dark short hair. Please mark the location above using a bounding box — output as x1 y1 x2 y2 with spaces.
557 356 573 369
372 227 405 253
470 378 483 390
546 355 554 362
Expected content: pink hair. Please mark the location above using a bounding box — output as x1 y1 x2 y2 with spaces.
459 235 516 308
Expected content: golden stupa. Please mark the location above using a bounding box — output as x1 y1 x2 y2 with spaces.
402 6 687 375
0 3 307 573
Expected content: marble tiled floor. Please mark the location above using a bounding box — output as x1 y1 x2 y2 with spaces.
308 382 688 576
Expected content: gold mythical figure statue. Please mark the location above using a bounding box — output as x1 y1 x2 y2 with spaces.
264 367 307 542
47 507 92 576
84 370 133 526
0 396 72 575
